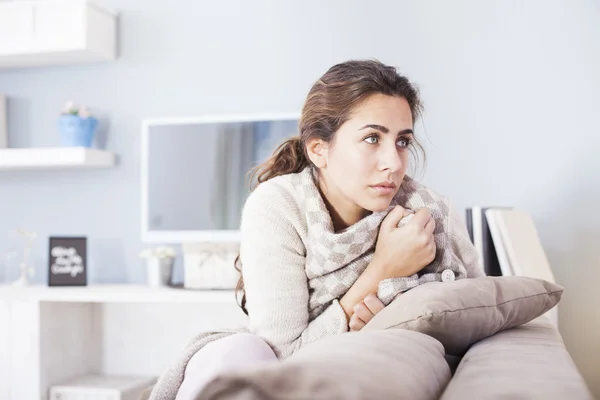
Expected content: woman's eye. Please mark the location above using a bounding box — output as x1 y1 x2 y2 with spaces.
364 135 378 144
397 138 411 148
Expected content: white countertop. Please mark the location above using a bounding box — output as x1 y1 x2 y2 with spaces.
0 284 237 303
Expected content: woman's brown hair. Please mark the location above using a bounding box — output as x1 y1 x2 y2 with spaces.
235 59 426 314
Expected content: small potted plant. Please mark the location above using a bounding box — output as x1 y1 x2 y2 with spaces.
139 245 177 287
58 101 98 148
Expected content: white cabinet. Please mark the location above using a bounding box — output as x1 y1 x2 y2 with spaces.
0 285 247 400
0 0 118 68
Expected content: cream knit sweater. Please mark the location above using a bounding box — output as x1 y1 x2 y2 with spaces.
148 167 484 400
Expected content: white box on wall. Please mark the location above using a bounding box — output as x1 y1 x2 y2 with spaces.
0 0 117 68
182 242 241 289
0 2 35 54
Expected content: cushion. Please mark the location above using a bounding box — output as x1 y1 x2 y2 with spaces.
439 316 593 399
196 329 451 400
363 276 563 357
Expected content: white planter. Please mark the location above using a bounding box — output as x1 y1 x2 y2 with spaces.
145 257 173 287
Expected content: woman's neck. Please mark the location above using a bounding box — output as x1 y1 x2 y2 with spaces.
317 178 371 233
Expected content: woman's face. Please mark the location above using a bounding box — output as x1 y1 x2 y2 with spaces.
319 94 414 218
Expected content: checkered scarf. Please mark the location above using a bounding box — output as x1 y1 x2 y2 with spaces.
292 167 468 315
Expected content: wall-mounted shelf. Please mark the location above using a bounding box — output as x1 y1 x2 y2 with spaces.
0 0 118 69
0 147 116 170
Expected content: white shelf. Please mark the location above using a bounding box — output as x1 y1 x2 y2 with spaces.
0 284 237 303
0 147 116 170
0 0 118 69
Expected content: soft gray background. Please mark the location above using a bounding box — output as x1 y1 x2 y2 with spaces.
0 0 598 395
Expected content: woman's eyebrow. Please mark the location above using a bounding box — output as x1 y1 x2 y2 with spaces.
359 124 414 135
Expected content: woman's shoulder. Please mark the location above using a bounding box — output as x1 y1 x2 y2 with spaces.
240 172 308 250
246 172 301 206
241 171 306 225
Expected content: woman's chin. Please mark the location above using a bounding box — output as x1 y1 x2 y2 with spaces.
362 198 394 213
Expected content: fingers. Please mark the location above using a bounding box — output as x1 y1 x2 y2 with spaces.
349 313 366 331
350 295 385 331
363 293 385 315
410 207 432 228
353 301 374 324
426 239 436 263
381 205 412 231
424 215 436 236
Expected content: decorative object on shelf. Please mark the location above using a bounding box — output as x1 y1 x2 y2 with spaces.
10 228 37 287
139 245 176 287
1 228 20 284
48 236 87 286
58 101 98 148
0 249 16 284
0 94 7 149
182 242 241 289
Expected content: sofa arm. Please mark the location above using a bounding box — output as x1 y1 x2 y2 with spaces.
440 316 593 399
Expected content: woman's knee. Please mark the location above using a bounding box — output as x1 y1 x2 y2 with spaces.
185 333 276 374
176 333 276 400
216 333 277 365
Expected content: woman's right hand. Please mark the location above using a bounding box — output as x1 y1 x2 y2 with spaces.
372 205 437 280
339 205 436 321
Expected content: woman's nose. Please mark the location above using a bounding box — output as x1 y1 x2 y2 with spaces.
380 144 403 172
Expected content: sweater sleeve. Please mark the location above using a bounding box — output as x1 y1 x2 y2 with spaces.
239 182 349 359
447 199 485 278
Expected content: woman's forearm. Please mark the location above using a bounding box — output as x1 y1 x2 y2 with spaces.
339 259 384 321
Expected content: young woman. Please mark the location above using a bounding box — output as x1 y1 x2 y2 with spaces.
150 59 483 400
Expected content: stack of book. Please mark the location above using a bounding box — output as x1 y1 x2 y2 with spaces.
465 206 558 325
465 206 555 282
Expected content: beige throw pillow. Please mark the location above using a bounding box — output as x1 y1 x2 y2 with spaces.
363 276 563 357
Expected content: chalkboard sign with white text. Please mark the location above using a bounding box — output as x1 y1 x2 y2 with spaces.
48 237 87 286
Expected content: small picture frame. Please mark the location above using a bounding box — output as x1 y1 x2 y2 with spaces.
48 237 87 286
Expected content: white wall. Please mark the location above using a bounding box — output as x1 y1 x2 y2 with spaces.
0 0 598 395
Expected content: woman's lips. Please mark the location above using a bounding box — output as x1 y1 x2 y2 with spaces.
370 184 396 195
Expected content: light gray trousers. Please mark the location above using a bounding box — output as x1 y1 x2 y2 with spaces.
175 333 278 400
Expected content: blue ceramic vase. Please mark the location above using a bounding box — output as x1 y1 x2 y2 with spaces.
58 114 98 147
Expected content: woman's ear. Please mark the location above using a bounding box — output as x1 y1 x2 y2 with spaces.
306 137 328 168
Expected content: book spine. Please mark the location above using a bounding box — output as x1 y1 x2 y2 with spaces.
465 208 474 244
481 207 504 276
471 206 484 273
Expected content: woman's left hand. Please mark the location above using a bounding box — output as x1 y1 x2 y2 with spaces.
349 293 386 331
